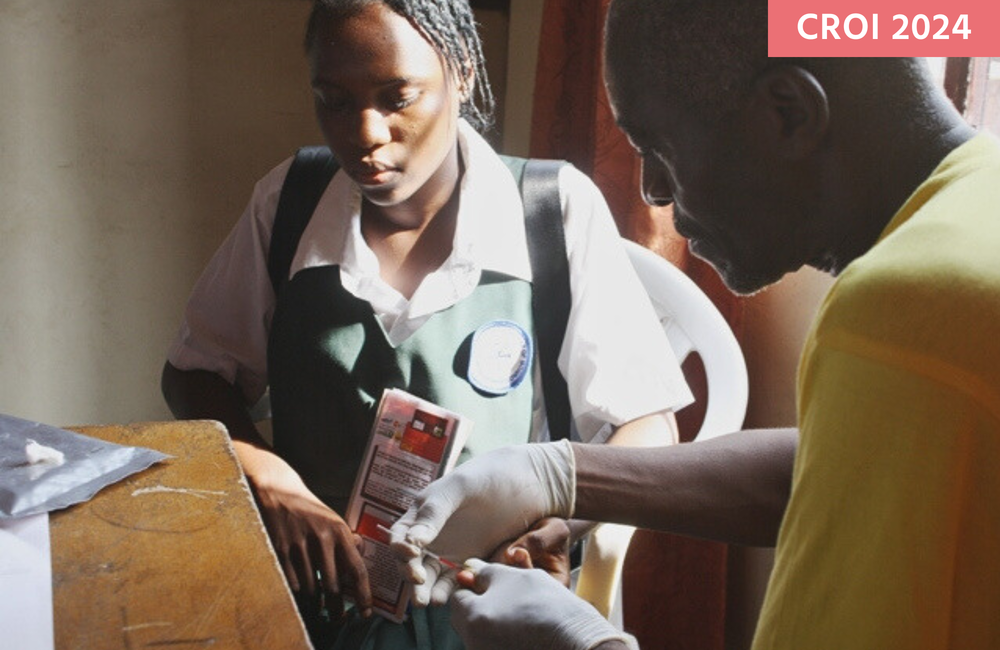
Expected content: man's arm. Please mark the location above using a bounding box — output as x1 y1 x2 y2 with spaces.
566 410 678 542
574 427 797 547
392 428 797 602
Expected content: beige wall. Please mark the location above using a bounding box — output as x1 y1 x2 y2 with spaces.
502 0 544 156
0 0 320 425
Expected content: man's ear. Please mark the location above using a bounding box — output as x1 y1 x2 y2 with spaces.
748 65 829 159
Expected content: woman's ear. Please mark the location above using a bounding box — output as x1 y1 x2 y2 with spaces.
748 65 829 159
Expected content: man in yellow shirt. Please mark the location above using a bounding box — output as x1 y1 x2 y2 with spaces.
390 0 1000 648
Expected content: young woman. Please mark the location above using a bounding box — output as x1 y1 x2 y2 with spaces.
162 1 692 648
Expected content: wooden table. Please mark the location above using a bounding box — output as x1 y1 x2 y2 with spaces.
50 421 312 650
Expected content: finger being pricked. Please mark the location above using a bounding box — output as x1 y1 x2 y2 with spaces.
491 517 570 560
490 517 572 587
454 558 489 595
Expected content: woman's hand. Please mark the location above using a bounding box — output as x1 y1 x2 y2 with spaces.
237 442 372 618
490 517 572 588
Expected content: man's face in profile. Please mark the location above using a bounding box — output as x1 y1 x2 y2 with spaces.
604 2 820 295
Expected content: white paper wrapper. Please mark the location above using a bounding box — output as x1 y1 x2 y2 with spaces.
0 414 170 518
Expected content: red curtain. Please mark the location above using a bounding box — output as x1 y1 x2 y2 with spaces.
528 2 745 648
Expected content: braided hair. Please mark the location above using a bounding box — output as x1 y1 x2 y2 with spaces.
305 0 496 134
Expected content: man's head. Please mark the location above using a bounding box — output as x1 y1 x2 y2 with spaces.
604 0 969 295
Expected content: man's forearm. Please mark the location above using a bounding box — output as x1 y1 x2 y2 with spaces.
566 411 679 543
573 428 797 546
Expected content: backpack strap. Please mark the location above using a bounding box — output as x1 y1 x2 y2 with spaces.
268 146 340 296
500 156 573 442
269 148 573 442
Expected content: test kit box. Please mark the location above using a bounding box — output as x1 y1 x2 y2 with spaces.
344 388 472 622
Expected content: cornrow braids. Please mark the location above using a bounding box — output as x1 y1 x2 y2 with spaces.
305 0 496 134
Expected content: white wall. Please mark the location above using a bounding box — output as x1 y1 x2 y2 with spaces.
0 0 320 425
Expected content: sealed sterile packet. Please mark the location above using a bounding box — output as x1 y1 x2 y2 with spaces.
0 413 169 519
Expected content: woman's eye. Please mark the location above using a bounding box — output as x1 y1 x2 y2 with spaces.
387 92 419 111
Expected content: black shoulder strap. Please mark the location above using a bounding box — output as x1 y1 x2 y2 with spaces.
269 148 573 442
501 156 573 442
268 146 340 296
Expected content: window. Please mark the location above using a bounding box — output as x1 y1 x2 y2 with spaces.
933 57 1000 136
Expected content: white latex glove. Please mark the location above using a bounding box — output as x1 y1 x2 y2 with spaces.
390 440 576 605
451 559 637 650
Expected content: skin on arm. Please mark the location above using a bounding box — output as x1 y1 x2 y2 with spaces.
573 427 798 547
566 410 678 542
160 362 373 617
390 428 792 599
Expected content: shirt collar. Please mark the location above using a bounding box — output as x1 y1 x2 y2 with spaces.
292 119 534 344
451 119 533 283
876 132 1000 246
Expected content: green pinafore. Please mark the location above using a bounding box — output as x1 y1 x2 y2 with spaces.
265 150 569 650
268 268 536 650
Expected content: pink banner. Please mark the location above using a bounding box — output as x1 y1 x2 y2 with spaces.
768 0 1000 56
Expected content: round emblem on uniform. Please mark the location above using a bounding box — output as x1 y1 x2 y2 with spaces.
467 320 533 395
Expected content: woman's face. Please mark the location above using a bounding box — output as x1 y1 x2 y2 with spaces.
308 3 463 211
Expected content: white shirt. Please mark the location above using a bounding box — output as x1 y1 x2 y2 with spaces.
168 121 692 443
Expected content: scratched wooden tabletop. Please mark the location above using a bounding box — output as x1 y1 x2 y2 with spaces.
50 421 312 650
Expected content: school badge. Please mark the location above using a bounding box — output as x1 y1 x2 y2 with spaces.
467 320 533 395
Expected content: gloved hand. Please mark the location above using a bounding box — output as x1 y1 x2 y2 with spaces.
390 440 576 605
451 559 636 650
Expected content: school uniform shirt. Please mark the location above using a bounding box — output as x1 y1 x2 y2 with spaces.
167 119 692 445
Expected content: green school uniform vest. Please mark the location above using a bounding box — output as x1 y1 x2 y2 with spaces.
268 266 533 650
265 149 570 650
267 266 535 514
